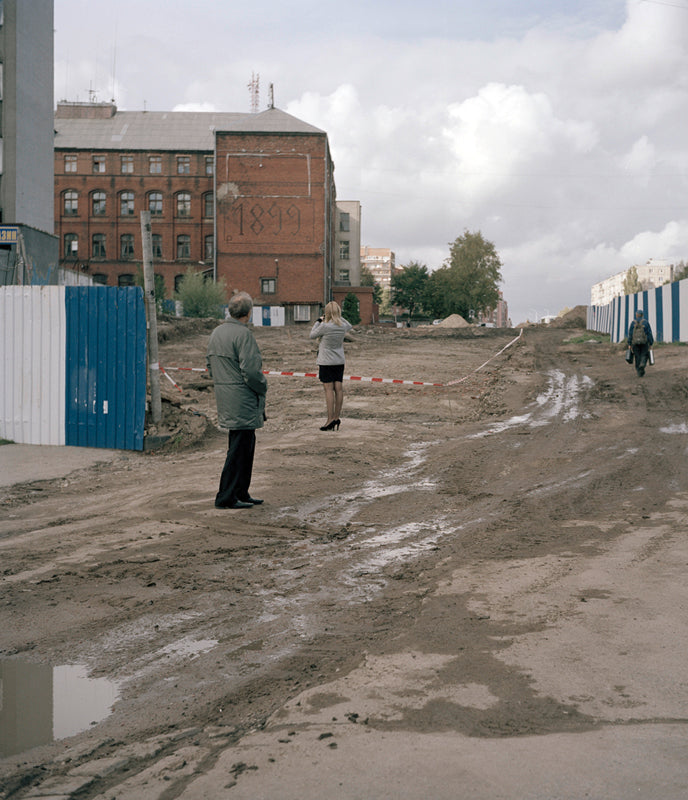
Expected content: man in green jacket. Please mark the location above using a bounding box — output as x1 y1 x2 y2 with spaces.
207 292 268 509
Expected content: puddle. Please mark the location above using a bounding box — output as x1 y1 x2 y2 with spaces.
660 423 688 434
0 659 119 757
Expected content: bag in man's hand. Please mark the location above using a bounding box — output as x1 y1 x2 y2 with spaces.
625 348 633 364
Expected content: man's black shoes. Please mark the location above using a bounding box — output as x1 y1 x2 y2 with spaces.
215 499 254 509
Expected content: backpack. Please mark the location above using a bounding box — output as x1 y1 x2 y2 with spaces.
632 320 647 345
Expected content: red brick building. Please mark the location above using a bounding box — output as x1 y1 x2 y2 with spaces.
53 102 340 323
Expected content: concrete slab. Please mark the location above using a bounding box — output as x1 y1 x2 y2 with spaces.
0 444 123 488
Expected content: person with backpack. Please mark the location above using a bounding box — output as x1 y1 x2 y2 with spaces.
627 309 654 377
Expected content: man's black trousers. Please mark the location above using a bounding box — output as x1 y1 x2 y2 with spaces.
215 429 256 507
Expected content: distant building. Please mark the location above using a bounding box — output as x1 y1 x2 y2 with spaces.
591 259 676 306
478 291 510 328
53 101 347 323
0 0 58 285
360 245 396 304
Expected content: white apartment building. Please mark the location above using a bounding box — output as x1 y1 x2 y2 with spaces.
591 259 676 306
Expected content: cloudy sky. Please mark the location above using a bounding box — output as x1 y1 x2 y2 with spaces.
54 0 688 323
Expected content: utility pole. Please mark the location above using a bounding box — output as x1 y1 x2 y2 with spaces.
140 211 161 424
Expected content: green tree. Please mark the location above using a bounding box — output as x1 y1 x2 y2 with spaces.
174 269 227 318
342 292 361 325
391 261 429 320
360 266 383 306
428 230 502 322
671 260 688 283
623 266 642 295
135 268 166 313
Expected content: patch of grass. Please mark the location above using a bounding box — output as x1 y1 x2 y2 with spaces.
0 438 14 445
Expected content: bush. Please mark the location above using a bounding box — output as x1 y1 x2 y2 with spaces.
173 269 227 318
135 268 166 313
342 292 361 325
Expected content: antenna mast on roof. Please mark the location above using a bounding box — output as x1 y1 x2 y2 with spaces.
248 72 260 113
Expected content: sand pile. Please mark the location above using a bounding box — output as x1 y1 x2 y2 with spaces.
437 314 470 328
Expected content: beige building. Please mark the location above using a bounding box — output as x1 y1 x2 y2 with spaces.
335 201 361 287
591 259 676 306
360 246 395 290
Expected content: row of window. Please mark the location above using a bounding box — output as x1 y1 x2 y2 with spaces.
64 153 215 177
62 190 214 218
112 273 188 293
64 232 214 261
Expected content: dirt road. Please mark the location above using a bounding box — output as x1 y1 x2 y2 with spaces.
1 316 688 799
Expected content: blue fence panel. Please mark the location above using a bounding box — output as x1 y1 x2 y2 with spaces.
65 287 147 450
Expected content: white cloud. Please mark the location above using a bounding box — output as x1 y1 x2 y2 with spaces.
54 0 688 323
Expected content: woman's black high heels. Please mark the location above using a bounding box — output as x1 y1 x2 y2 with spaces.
320 419 340 431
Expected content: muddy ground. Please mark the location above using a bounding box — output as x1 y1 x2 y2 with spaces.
1 312 688 798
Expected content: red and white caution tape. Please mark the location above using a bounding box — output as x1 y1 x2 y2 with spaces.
160 331 522 390
443 329 523 386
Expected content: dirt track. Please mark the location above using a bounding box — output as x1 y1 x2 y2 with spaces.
1 317 688 798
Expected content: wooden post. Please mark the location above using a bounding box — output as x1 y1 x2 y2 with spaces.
140 211 162 424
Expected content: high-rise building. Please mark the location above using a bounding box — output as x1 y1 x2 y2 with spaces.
0 0 58 285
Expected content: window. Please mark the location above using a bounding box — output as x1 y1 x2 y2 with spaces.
148 192 163 216
294 305 311 322
121 155 134 174
118 273 135 287
64 154 77 173
92 273 108 285
176 234 190 259
204 234 214 261
92 233 106 258
261 278 276 294
174 274 185 293
92 191 106 216
177 156 190 174
92 156 106 173
203 192 214 218
64 190 79 215
64 233 78 258
176 192 191 216
152 234 163 259
205 156 214 176
149 155 162 174
338 269 350 284
339 212 350 232
120 234 135 259
120 191 135 216
339 240 350 260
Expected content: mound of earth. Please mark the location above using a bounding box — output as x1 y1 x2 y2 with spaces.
436 313 470 328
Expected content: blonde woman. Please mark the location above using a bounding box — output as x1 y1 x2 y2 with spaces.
309 301 354 430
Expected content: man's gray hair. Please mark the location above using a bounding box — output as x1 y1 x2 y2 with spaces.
228 292 253 319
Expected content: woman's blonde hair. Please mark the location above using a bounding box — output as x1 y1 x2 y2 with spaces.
323 301 343 325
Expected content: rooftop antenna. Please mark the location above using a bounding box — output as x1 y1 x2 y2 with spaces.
268 83 274 109
248 72 260 113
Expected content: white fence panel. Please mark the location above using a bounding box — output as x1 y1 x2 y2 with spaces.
0 286 66 445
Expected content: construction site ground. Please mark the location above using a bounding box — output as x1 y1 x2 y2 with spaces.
1 310 687 799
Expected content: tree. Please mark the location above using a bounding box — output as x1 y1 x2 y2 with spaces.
391 261 429 320
623 266 642 295
427 230 502 322
342 292 361 325
135 268 166 313
174 269 227 318
360 266 383 306
671 260 688 283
